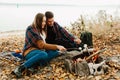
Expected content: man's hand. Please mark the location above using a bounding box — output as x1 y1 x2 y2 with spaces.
74 38 81 44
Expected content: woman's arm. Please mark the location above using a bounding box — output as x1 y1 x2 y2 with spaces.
37 40 66 51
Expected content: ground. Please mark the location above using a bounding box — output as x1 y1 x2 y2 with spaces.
0 27 120 80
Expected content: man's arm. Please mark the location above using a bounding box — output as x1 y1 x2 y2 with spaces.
58 25 81 44
58 25 75 42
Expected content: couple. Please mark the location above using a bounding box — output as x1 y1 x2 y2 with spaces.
13 11 82 77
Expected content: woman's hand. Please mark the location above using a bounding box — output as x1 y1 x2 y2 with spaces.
57 45 66 51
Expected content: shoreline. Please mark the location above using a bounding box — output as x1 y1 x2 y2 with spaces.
0 30 25 38
0 29 25 33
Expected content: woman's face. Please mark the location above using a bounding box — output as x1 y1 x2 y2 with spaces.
42 16 46 29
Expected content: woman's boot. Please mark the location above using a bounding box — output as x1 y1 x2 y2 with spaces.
13 64 25 78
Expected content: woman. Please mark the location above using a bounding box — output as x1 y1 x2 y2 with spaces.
13 13 66 77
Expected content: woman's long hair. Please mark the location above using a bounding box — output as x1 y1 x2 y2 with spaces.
32 13 47 35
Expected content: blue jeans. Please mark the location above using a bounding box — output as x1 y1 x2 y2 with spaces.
23 49 59 68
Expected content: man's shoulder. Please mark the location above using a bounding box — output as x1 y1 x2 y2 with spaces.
54 22 62 28
54 21 58 25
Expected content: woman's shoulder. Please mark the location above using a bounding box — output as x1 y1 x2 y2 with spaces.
26 25 36 31
27 25 33 29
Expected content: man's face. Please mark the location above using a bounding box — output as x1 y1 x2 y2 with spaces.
46 18 54 27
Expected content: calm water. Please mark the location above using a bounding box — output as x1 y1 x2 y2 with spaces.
0 4 119 32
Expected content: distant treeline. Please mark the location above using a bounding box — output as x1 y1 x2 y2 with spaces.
0 2 119 7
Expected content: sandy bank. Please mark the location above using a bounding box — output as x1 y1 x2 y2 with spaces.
0 30 25 38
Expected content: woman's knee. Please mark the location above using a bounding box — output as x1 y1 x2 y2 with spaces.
38 51 48 59
25 50 48 60
46 50 59 59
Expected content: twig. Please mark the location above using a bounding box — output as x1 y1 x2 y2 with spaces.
86 48 107 61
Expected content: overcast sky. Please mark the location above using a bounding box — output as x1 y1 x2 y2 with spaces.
0 0 119 32
0 0 120 6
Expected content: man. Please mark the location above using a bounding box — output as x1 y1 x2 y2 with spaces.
45 11 82 49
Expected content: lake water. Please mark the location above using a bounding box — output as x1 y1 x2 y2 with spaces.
0 4 120 32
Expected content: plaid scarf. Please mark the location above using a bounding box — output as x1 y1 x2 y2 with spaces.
23 26 43 53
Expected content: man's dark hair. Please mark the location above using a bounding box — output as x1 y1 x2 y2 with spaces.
45 11 54 19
